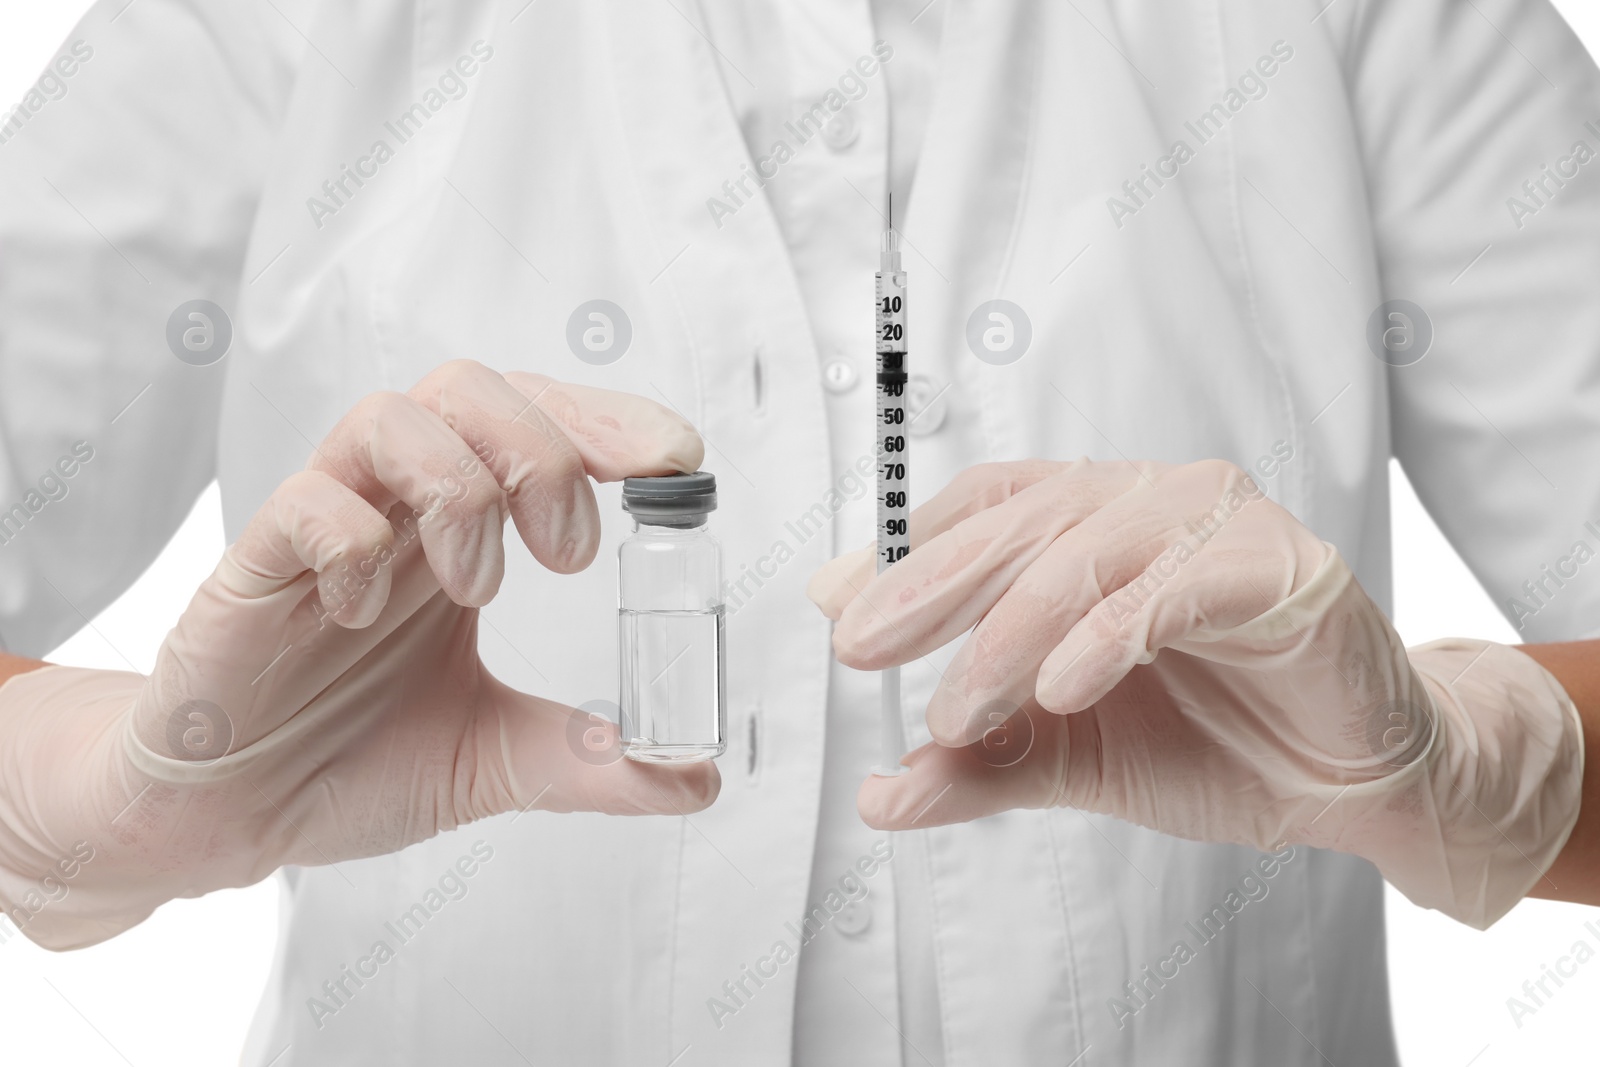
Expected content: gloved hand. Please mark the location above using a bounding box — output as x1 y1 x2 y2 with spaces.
0 361 718 950
809 459 1584 929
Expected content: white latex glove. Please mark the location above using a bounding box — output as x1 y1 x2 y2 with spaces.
809 459 1584 929
0 361 718 950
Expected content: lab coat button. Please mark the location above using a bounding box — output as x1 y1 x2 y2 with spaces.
907 373 948 435
822 109 859 151
835 899 872 937
822 358 859 394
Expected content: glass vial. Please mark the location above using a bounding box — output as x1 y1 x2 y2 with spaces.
618 472 726 763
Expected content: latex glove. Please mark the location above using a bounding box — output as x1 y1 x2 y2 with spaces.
809 459 1583 929
0 361 717 950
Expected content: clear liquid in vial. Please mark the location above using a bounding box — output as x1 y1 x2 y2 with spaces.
619 606 726 763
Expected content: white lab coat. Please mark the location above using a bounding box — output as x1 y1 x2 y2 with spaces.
4 0 1600 1064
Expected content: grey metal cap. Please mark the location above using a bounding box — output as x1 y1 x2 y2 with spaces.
621 471 717 526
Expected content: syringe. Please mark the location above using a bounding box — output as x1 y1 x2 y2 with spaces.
874 213 909 776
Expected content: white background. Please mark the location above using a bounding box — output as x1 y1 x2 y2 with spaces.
2 2 1600 1064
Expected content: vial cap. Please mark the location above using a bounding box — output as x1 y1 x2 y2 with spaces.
621 471 718 525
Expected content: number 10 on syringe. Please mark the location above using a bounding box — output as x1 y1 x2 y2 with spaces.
874 224 909 775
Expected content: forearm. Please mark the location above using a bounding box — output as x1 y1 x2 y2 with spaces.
1517 641 1600 907
0 653 49 688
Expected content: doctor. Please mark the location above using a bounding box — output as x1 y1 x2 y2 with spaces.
3 1 1600 1065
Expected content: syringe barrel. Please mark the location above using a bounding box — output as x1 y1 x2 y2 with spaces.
874 257 909 576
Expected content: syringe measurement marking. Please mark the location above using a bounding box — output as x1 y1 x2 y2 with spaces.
876 270 908 575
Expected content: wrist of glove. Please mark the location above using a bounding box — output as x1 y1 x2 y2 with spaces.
1196 549 1584 930
1374 638 1582 929
0 661 359 949
0 666 160 949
